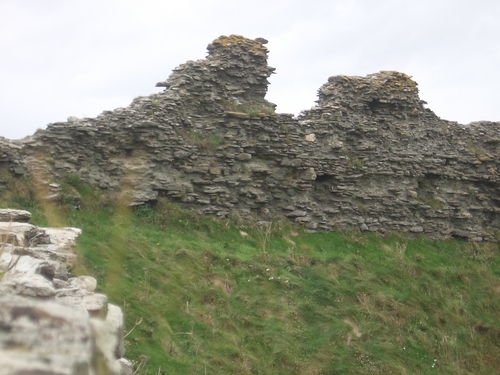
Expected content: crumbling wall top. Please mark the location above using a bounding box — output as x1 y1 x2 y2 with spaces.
155 34 275 110
207 35 269 58
317 70 421 109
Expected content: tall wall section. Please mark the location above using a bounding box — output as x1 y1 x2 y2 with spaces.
1 35 500 241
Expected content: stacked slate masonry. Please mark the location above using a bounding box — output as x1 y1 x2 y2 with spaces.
1 35 500 241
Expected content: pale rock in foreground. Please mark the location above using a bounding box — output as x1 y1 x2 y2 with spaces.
2 35 498 240
0 208 133 375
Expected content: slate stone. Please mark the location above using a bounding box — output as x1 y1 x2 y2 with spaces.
0 35 499 241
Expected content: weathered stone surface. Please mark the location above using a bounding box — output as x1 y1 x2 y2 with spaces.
0 137 26 177
0 222 38 246
0 223 80 278
0 272 55 298
0 208 31 222
91 317 122 374
119 358 134 375
0 211 131 375
236 153 252 161
44 227 82 249
68 275 97 293
84 293 109 317
0 294 95 375
1 35 500 241
104 303 126 358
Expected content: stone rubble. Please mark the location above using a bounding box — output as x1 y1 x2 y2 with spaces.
0 34 499 241
0 209 132 375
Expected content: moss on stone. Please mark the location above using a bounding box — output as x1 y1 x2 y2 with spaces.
211 35 268 57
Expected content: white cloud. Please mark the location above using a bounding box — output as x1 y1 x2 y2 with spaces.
1 0 499 139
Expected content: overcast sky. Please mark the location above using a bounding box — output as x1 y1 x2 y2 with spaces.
1 0 499 140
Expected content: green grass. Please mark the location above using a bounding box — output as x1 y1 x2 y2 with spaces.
1 173 500 374
185 131 226 153
221 99 275 117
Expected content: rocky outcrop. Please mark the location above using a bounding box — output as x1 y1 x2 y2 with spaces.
0 209 132 375
1 34 500 241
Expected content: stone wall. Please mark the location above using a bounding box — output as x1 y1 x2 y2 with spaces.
1 34 500 241
0 209 132 375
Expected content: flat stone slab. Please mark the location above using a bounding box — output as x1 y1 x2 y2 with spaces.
0 209 31 223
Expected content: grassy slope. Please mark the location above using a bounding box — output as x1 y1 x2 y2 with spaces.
1 173 499 374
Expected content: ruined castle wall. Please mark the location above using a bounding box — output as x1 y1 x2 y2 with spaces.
2 35 500 241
